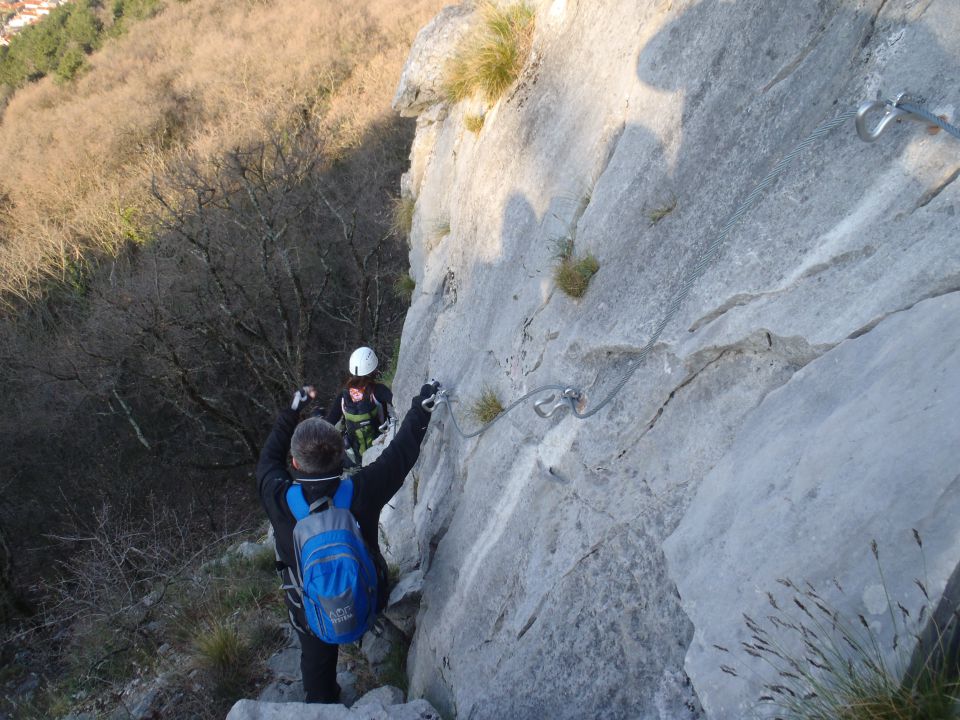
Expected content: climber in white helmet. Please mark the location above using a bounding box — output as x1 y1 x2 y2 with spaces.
323 346 395 466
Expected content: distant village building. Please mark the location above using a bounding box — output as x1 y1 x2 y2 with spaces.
1 0 65 40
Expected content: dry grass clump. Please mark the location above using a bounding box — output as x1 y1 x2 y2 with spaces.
648 196 677 225
553 238 599 298
464 112 486 133
390 195 416 239
0 0 446 308
427 218 451 248
394 273 416 299
443 1 535 104
733 535 960 720
470 385 504 424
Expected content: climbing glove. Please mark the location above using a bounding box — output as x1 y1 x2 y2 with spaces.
419 380 442 399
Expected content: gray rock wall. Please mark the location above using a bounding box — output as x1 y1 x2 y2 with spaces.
383 0 960 718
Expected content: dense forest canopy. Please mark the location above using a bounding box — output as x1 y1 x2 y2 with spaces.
0 0 162 88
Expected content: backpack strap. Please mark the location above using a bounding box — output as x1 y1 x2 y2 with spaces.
287 478 352 520
332 477 354 509
286 484 310 521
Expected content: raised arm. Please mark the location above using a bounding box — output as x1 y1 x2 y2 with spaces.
257 386 315 499
359 382 437 513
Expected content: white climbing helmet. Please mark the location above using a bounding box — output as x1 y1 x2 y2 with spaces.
348 346 378 377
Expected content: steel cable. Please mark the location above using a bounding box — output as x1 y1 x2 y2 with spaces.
897 101 960 140
430 96 956 436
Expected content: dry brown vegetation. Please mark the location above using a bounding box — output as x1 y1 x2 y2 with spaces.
0 0 445 715
0 0 442 306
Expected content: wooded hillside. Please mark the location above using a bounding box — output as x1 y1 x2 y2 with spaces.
0 1 443 715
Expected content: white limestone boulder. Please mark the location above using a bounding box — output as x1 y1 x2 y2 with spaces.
392 4 477 118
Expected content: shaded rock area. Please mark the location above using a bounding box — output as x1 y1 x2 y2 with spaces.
664 293 960 717
226 693 439 720
382 0 960 718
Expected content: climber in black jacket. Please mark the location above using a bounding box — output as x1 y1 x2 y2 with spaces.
256 380 438 703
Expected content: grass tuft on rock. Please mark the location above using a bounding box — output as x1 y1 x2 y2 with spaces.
735 535 960 720
390 196 416 240
648 196 677 225
444 2 535 104
381 338 402 388
465 113 486 133
554 251 599 299
470 386 504 424
394 273 416 301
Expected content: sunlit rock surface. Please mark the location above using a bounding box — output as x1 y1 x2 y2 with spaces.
382 0 960 718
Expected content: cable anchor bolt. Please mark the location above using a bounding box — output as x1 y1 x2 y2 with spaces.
534 387 582 419
422 388 448 413
856 94 942 142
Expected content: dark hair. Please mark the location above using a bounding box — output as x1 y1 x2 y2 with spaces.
290 417 343 475
343 374 375 394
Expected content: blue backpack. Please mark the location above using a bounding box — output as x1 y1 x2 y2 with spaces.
285 478 378 644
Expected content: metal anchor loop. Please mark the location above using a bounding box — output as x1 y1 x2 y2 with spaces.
533 388 582 419
856 96 940 142
421 389 448 413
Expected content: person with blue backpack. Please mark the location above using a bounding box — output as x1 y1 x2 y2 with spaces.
256 379 439 704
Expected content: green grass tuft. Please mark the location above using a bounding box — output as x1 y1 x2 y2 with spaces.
394 273 416 301
443 2 536 104
554 253 599 299
470 386 504 424
195 620 249 673
648 196 677 225
381 338 402 388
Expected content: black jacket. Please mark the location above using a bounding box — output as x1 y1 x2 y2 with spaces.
256 391 431 634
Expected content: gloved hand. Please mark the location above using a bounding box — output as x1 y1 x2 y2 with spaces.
291 385 316 411
418 380 441 399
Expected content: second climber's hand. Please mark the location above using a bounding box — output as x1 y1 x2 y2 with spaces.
290 385 317 411
419 381 440 400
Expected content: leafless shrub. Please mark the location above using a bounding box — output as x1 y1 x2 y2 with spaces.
0 0 447 307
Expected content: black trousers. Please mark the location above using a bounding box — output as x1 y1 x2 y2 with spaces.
296 627 340 703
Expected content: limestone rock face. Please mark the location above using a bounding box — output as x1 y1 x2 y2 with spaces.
664 293 960 717
392 4 476 118
385 0 960 718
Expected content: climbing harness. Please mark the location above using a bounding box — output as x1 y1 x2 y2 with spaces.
424 93 958 439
